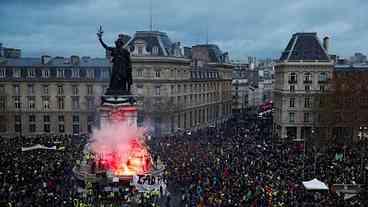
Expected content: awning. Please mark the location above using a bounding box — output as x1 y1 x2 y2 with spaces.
302 178 329 190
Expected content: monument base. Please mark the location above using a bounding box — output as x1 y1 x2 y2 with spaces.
99 94 138 129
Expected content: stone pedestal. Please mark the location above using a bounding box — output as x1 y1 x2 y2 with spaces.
98 95 137 129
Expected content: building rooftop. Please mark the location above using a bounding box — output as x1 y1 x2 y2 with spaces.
335 64 368 71
125 31 182 57
0 57 110 67
280 33 330 62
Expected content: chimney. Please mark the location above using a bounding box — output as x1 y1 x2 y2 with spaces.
70 55 80 65
323 36 330 52
41 55 51 64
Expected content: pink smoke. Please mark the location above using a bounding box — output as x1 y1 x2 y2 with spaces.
90 121 151 175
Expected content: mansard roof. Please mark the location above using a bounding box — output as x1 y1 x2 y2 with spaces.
280 33 330 62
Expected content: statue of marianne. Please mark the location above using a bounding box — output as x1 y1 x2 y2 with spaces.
97 26 132 95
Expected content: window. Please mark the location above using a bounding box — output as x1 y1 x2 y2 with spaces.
44 124 50 133
319 72 327 82
15 115 21 122
73 124 79 134
304 72 312 83
289 97 295 107
14 96 21 109
137 70 143 77
170 85 175 95
0 68 5 78
28 96 35 109
59 125 65 133
72 97 80 110
155 70 161 78
138 47 143 55
73 115 79 123
136 85 143 95
56 68 64 78
28 68 36 78
28 84 34 95
102 69 109 79
57 97 64 109
42 97 50 109
86 69 94 79
304 112 310 123
29 115 36 122
58 115 64 122
72 69 80 78
102 85 108 95
178 85 181 93
0 85 4 94
289 112 295 123
305 85 311 92
152 46 159 55
44 115 50 122
304 97 312 108
43 85 49 95
13 69 21 78
15 123 22 133
42 69 49 78
320 85 325 92
0 96 6 110
170 69 174 78
87 98 95 109
29 124 36 133
14 85 20 95
288 72 297 84
72 85 79 96
0 116 6 132
57 85 64 95
87 85 93 95
155 86 160 96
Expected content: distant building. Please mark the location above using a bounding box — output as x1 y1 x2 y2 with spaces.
350 52 367 64
0 55 110 136
0 43 21 58
320 64 368 144
273 33 334 141
231 61 259 113
0 31 233 137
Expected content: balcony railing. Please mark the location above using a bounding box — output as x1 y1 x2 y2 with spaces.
318 79 329 84
303 80 312 84
288 80 297 84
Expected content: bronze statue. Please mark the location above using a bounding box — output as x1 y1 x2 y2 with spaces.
97 26 132 95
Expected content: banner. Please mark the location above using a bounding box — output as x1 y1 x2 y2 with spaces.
21 144 57 152
131 175 166 192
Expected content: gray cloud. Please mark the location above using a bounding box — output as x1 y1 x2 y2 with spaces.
0 0 367 60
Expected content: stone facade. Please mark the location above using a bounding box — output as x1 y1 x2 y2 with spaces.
273 33 334 141
0 31 233 137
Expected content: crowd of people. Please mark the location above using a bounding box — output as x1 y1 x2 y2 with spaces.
0 114 367 206
150 115 368 206
0 134 167 207
0 134 87 206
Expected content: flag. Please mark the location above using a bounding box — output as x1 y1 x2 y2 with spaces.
335 153 343 161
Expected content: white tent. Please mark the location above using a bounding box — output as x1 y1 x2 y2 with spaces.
302 178 329 191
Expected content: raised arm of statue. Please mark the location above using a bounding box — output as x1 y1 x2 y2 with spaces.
97 25 111 51
98 37 111 51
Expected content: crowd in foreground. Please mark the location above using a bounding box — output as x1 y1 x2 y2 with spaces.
0 134 87 206
0 134 166 207
0 114 367 206
150 116 368 207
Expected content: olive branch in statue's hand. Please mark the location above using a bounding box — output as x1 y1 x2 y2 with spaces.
97 25 104 39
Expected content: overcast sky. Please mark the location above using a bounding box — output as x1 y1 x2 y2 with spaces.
0 0 367 60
